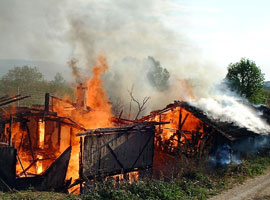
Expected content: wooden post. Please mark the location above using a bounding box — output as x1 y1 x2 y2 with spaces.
51 96 54 112
79 137 83 193
26 124 35 161
17 155 27 177
8 114 12 146
58 122 61 147
0 123 5 141
44 93 50 112
177 109 182 148
158 114 162 134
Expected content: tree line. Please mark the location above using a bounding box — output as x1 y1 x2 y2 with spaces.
0 66 73 106
0 59 269 108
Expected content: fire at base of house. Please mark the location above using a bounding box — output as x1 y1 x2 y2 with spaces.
0 93 269 193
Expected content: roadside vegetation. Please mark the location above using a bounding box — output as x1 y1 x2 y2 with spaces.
1 150 270 200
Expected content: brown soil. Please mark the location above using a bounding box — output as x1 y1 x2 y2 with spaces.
209 169 270 200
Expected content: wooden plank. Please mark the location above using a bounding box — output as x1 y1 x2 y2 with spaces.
25 124 35 161
0 95 21 103
131 132 153 168
79 137 83 192
106 143 124 169
8 114 12 146
41 146 71 190
44 93 50 112
17 155 27 177
0 96 30 107
82 126 155 178
15 146 72 192
0 95 9 101
77 122 168 136
0 147 16 191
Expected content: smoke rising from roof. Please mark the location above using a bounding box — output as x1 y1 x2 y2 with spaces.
191 94 270 134
1 0 269 133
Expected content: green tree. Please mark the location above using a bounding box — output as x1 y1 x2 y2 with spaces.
0 66 48 105
0 66 73 106
146 56 170 91
226 58 265 104
49 73 74 99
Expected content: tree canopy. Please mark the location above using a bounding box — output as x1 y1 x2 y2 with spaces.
0 66 73 106
226 58 265 104
146 56 170 92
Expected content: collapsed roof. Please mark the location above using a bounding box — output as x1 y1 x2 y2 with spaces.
140 100 270 141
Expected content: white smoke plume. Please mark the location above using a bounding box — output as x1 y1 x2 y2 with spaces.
1 0 269 133
190 92 270 134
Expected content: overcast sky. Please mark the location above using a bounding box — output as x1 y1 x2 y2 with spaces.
0 0 269 80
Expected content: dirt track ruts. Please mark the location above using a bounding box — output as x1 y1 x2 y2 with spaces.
209 169 270 200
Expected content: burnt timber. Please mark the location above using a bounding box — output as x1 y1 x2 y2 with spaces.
76 122 164 183
0 93 84 192
140 100 270 160
140 100 266 141
15 146 72 192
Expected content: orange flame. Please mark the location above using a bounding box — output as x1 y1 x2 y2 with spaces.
52 56 114 192
9 56 117 192
151 106 204 154
36 121 45 174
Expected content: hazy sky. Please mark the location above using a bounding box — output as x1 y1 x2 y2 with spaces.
0 0 270 80
176 0 270 80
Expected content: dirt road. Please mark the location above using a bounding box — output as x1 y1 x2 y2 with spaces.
209 169 270 200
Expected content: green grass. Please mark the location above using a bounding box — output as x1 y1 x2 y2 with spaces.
1 151 270 200
0 190 80 200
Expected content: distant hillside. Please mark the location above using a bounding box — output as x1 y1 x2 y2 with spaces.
0 59 72 81
264 81 270 89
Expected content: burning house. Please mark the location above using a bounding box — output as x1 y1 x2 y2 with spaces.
0 88 270 193
0 58 269 193
0 58 123 192
0 93 86 192
140 100 270 167
0 90 163 192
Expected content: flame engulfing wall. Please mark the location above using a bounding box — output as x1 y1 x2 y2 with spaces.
147 106 214 157
0 56 115 193
5 112 80 178
142 100 270 169
48 56 114 186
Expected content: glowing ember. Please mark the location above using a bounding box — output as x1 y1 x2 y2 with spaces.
36 155 43 174
150 106 204 155
39 121 45 149
37 121 45 174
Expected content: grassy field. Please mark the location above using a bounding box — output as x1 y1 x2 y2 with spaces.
1 151 270 200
